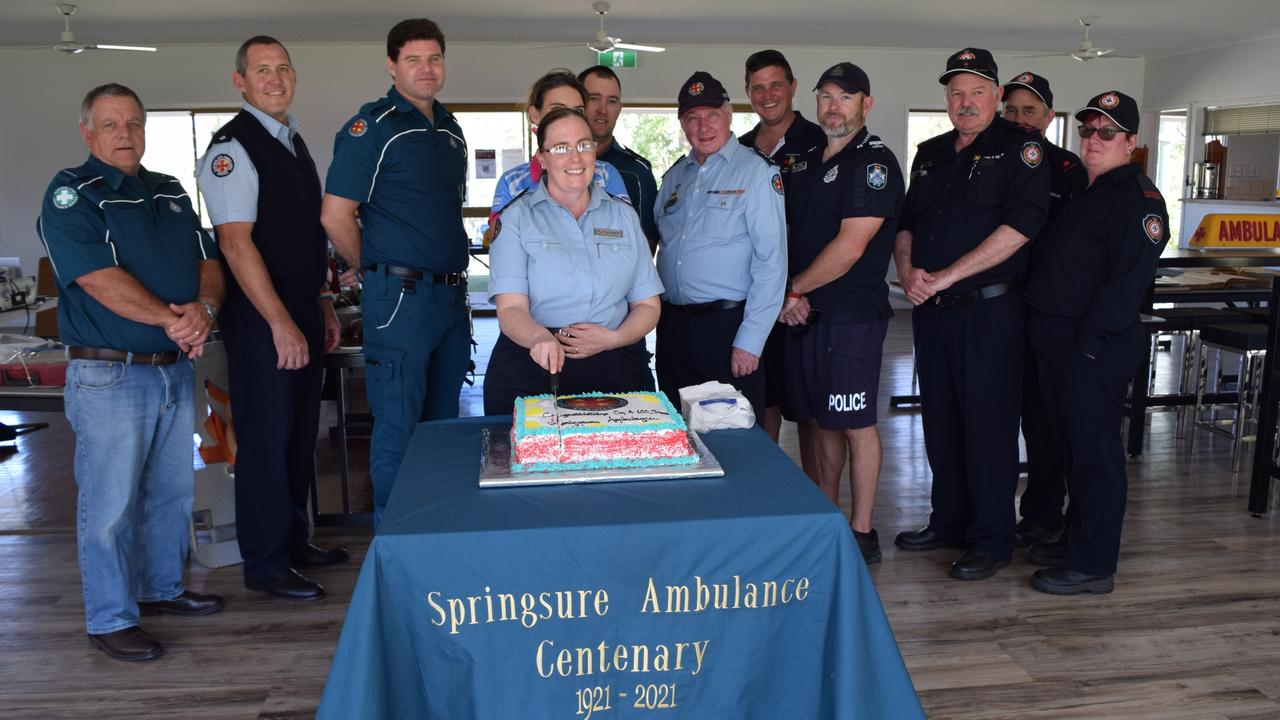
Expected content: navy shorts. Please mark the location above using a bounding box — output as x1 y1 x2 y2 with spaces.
782 318 887 430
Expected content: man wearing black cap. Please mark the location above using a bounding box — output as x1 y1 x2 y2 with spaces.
1024 90 1167 594
893 48 1049 581
779 62 903 565
654 71 786 419
739 49 828 444
1002 71 1088 549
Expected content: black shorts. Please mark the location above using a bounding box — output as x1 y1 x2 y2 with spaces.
782 318 887 430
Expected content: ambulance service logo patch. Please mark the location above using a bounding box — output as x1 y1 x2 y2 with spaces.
688 82 704 96
1016 73 1034 83
1143 214 1164 244
52 186 77 210
957 50 976 61
169 201 182 214
1100 92 1120 109
1021 142 1042 168
867 163 888 190
348 118 368 137
771 173 784 195
211 154 234 177
823 166 839 184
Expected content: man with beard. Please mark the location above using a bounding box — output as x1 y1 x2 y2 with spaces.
739 49 828 443
778 63 903 564
892 48 1048 580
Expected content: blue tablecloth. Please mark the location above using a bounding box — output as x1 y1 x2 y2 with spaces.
318 417 922 719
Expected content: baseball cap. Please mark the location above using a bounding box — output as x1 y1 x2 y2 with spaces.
677 71 731 116
813 62 871 96
938 47 998 84
1003 71 1053 108
1074 90 1139 133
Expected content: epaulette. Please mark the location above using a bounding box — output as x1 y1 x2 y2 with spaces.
495 187 533 216
209 131 233 145
606 190 634 206
661 156 689 179
1135 173 1165 204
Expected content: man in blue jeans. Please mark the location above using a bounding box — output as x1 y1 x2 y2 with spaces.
37 83 226 661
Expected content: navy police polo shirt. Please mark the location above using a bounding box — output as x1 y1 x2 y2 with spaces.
37 155 219 353
325 86 469 273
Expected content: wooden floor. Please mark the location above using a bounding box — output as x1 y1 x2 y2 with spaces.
2 314 1279 719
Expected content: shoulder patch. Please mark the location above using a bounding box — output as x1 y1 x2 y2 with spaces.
1143 214 1164 244
867 163 888 190
51 186 78 209
210 153 234 177
490 216 502 243
771 173 785 195
1021 141 1042 168
348 118 368 137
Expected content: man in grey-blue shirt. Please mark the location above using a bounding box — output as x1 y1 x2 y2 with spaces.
654 71 786 418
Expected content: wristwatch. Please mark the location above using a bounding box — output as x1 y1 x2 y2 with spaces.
199 298 218 321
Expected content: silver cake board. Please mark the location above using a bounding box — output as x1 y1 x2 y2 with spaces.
478 427 723 488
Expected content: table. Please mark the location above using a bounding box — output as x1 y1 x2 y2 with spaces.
317 418 922 720
1127 249 1280 455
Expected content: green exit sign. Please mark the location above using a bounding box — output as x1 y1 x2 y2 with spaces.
598 50 636 68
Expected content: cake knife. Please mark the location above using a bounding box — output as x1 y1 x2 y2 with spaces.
549 371 564 456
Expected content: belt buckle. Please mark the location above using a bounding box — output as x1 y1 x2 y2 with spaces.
932 294 945 307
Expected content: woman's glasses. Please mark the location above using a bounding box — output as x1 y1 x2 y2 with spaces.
542 140 598 155
1077 125 1122 141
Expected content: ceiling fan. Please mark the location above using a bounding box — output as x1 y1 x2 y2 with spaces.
582 2 664 54
45 4 156 54
1017 16 1135 62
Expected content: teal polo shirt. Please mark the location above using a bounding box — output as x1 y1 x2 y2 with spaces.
37 155 219 353
325 86 469 273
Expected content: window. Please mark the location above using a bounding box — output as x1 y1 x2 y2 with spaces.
141 109 239 227
1157 111 1188 242
905 110 951 182
612 105 759 179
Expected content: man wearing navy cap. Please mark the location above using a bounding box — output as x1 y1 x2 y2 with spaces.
780 62 903 564
893 48 1049 581
1001 71 1088 549
321 18 471 524
654 71 786 419
38 83 225 660
740 49 828 443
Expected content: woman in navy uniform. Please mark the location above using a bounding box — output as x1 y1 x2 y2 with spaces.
484 107 663 415
1023 91 1169 595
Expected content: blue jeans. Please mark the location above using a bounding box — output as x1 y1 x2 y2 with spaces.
64 358 194 635
361 267 470 525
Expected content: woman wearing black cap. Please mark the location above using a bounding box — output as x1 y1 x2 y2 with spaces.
1022 90 1169 595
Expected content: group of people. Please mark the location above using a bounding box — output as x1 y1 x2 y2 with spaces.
34 14 1167 663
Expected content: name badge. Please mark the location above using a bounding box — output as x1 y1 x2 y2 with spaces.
707 188 747 195
593 228 623 238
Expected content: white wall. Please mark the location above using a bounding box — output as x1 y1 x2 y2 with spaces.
0 41 1143 276
1143 32 1280 111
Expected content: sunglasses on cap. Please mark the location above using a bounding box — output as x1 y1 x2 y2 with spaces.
1077 125 1124 141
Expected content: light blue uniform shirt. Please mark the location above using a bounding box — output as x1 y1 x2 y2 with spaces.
490 158 629 215
654 135 786 356
488 181 663 330
197 102 302 225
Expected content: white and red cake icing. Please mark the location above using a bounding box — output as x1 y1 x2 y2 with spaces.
510 391 697 472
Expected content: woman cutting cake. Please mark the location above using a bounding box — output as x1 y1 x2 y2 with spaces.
484 107 663 416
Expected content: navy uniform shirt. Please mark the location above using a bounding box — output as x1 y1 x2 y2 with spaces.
739 110 827 200
1025 163 1169 357
787 127 904 320
1045 140 1087 223
900 116 1049 292
488 182 662 330
598 141 659 242
324 86 468 273
37 156 219 352
654 136 787 356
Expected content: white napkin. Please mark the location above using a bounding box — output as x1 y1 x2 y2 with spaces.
678 381 755 432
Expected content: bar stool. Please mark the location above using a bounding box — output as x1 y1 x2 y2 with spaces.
1147 307 1254 435
1192 322 1270 472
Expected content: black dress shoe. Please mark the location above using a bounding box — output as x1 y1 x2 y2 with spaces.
88 626 164 662
853 528 881 565
246 569 325 600
139 590 225 617
1015 517 1064 548
894 526 962 552
1027 540 1067 568
291 542 350 568
950 550 1009 580
1030 568 1114 595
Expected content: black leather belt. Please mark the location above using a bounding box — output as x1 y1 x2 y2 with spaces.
931 281 1018 308
366 263 465 287
664 299 745 316
68 347 181 366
